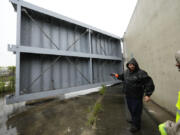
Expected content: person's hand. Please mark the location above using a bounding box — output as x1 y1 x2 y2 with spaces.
110 73 118 78
144 96 150 102
110 73 116 76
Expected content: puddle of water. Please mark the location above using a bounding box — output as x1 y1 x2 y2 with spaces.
0 91 100 135
0 95 25 135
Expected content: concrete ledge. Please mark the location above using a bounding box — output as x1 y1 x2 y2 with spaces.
144 100 175 125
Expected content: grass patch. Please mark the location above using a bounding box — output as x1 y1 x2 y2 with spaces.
0 81 15 94
99 85 107 95
87 85 106 127
0 66 15 95
93 103 103 116
88 115 97 126
87 103 103 126
87 102 103 126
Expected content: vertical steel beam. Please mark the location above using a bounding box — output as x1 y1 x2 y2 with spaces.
120 39 124 73
15 1 22 96
88 29 93 83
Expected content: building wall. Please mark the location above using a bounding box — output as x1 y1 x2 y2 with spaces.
124 0 180 114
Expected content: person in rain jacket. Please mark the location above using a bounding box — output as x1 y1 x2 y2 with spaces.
159 50 180 135
111 58 155 133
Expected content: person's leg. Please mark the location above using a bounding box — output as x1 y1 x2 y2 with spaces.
126 97 133 121
133 98 143 129
128 98 142 132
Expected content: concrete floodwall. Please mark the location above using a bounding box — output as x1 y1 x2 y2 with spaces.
124 0 180 114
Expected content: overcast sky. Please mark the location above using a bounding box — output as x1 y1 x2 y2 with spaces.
0 0 137 66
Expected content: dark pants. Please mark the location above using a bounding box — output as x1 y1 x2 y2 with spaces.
126 97 143 129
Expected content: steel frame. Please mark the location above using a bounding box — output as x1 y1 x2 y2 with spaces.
10 0 120 39
6 80 120 104
8 45 122 61
6 0 123 104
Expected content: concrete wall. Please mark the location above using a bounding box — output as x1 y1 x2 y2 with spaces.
124 0 180 114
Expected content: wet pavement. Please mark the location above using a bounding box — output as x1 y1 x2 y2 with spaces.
96 85 161 135
0 93 99 135
0 95 25 135
0 85 167 135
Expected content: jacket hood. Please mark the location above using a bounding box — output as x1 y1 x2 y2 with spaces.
175 50 180 64
126 58 140 71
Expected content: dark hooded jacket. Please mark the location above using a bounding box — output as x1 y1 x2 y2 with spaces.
117 58 155 99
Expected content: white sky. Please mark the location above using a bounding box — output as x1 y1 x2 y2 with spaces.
0 0 137 66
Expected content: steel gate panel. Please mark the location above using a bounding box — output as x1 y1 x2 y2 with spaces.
7 0 123 103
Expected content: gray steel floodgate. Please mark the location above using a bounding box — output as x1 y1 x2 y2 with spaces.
7 0 123 103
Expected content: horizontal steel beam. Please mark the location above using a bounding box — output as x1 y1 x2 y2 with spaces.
10 0 120 40
8 45 122 61
6 80 120 104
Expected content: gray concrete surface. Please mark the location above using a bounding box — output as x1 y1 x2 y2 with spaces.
0 85 173 135
144 100 175 124
96 85 160 135
124 0 180 114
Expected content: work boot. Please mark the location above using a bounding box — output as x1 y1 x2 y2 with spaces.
126 119 133 124
129 125 140 133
